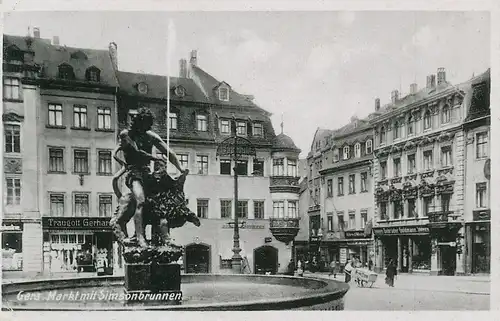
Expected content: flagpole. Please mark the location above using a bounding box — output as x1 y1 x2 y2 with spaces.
166 20 175 171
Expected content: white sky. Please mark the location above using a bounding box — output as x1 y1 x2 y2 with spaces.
3 11 490 156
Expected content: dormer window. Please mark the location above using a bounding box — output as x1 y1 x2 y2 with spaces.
220 119 230 134
343 146 350 160
85 66 101 82
137 82 148 95
354 143 361 158
236 121 246 136
6 45 23 62
253 122 263 137
58 63 75 80
333 148 339 162
219 87 229 101
168 112 178 130
196 114 208 131
366 139 373 154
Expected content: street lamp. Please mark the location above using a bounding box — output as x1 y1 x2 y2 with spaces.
216 117 256 274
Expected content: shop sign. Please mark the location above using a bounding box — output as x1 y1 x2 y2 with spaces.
373 226 429 236
339 248 347 264
1 222 23 232
222 224 264 229
344 230 370 239
42 217 112 230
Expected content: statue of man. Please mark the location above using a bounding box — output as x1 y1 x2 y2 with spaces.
113 107 187 248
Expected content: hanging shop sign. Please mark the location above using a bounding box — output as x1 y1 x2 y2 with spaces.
339 248 348 264
373 226 429 236
42 217 112 230
344 230 371 239
1 222 24 232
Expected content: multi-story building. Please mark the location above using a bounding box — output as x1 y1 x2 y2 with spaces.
3 30 121 275
370 68 487 276
318 116 374 267
116 51 301 274
462 69 490 274
2 32 43 275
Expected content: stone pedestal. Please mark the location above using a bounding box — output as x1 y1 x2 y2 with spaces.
125 263 152 291
151 263 181 292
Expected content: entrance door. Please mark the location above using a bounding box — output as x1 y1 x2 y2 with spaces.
441 245 456 276
400 237 410 273
254 245 278 275
185 244 210 273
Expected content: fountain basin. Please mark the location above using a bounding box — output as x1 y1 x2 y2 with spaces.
2 274 349 311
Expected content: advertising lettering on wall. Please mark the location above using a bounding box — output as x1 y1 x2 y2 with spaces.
373 226 429 236
1 222 24 232
344 230 371 239
42 217 112 230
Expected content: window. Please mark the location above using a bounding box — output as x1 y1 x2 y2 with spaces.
365 140 373 155
252 159 264 176
327 215 334 231
254 201 264 219
354 143 361 158
327 179 333 197
98 151 112 174
380 126 386 144
178 154 189 169
288 201 297 218
333 149 340 162
4 124 20 153
3 78 20 100
253 123 263 137
408 199 416 218
441 194 451 213
273 201 285 218
407 115 414 135
236 122 246 136
338 177 344 196
348 213 356 230
287 159 297 177
196 114 208 131
380 161 387 179
74 150 89 174
98 195 112 217
343 146 350 160
361 211 368 228
393 200 402 219
48 104 63 127
476 132 488 158
49 148 64 172
424 110 432 130
97 107 111 130
476 183 487 208
220 119 230 134
442 105 450 124
220 200 232 218
219 87 229 101
169 113 178 130
50 194 64 216
379 202 388 220
73 105 88 128
348 174 355 194
196 155 209 175
407 154 416 174
74 194 89 217
393 121 400 139
5 178 21 205
197 199 209 218
360 172 368 192
423 197 433 216
236 160 248 176
86 67 101 82
423 150 433 170
58 64 75 80
337 214 345 230
393 158 401 177
441 146 452 167
220 159 231 175
273 158 284 176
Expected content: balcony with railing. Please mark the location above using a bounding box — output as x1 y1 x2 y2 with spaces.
269 176 301 193
269 217 300 244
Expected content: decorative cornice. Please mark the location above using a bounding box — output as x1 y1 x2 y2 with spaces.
3 113 24 122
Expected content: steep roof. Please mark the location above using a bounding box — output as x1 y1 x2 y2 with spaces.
3 34 118 87
464 69 490 122
272 133 301 152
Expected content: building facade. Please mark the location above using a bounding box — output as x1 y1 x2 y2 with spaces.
116 51 301 274
370 68 486 276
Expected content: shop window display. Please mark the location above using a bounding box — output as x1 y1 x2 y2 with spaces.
411 236 431 270
2 232 23 271
49 233 94 272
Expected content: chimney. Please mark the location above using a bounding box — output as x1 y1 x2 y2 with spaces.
52 36 60 46
391 90 399 104
375 98 380 112
426 74 436 89
33 27 40 38
410 83 418 95
437 67 446 85
190 50 197 67
179 59 187 78
108 42 118 70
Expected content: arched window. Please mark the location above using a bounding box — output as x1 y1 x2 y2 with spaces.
424 110 432 130
407 114 414 135
58 63 75 80
441 105 450 124
393 121 400 139
343 146 350 160
354 143 361 158
85 66 101 82
380 126 386 145
365 139 373 154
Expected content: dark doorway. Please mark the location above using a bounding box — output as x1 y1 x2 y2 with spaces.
441 245 456 276
185 243 210 273
383 237 398 268
400 236 410 273
254 245 278 275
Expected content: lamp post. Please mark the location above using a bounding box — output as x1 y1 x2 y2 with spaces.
216 117 256 274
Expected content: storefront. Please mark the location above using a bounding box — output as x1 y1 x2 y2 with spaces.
373 225 431 273
2 221 24 271
466 210 490 274
42 217 120 274
339 230 372 267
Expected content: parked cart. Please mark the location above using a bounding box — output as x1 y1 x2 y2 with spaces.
353 268 377 288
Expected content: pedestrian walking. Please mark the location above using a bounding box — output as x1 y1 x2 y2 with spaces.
297 260 304 277
344 260 353 283
328 260 337 278
385 259 397 287
368 258 373 271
